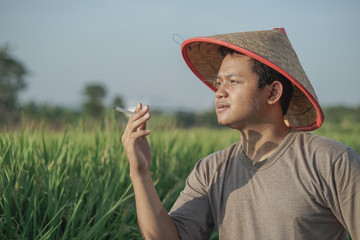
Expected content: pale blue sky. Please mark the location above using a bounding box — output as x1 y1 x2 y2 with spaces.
1 0 359 111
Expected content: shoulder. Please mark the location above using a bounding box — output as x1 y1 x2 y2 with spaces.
293 131 354 160
191 142 242 188
291 130 360 176
197 141 241 170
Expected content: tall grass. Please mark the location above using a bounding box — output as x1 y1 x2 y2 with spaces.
1 124 137 239
0 115 358 239
0 116 238 239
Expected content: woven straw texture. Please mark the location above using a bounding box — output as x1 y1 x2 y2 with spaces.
183 29 323 131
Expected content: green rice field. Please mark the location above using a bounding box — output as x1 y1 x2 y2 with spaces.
1 116 358 239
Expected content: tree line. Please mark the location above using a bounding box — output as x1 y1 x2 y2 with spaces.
0 45 127 125
1 45 359 129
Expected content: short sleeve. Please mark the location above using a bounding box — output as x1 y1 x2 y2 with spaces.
169 159 214 240
328 148 360 239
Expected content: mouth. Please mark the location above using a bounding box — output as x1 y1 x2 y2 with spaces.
216 102 230 113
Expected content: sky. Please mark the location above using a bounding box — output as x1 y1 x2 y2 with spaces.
1 0 359 112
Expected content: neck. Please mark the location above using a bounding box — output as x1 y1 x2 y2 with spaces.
239 122 290 162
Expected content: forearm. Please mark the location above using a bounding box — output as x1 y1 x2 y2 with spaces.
121 103 179 239
131 170 180 240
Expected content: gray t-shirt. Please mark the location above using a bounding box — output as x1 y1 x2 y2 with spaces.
169 130 360 240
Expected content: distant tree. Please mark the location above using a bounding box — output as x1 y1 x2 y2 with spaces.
21 101 80 127
323 105 360 123
175 111 196 128
112 95 125 108
196 110 220 128
0 45 27 121
83 83 106 117
175 110 220 128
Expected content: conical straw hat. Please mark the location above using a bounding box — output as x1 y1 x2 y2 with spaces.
181 28 324 131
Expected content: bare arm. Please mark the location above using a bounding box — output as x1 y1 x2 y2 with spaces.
121 103 180 240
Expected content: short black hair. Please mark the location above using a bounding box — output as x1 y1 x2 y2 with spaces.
218 46 293 115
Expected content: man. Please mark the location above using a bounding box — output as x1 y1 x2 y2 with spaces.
121 28 359 239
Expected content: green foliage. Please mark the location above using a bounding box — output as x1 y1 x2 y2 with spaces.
0 45 28 122
82 83 107 118
20 102 81 129
322 105 360 124
0 117 239 239
1 107 358 239
16 103 360 130
112 95 125 108
173 110 219 128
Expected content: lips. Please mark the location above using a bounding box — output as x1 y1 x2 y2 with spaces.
216 102 230 112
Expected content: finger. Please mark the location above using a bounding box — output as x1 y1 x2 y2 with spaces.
138 107 150 131
122 104 146 144
124 104 148 133
122 123 151 145
127 105 150 129
129 104 149 122
138 120 146 131
130 112 150 131
129 129 151 142
135 102 142 113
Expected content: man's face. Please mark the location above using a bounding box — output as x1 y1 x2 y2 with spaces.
214 53 268 130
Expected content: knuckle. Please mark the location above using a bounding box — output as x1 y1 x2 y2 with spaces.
130 133 137 140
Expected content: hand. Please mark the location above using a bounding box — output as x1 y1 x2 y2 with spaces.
121 103 152 177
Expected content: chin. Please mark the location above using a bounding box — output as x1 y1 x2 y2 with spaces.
217 120 231 128
218 119 244 130
217 118 226 126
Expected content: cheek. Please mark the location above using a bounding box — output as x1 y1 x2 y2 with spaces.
231 89 263 111
249 98 262 111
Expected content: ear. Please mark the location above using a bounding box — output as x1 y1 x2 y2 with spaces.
267 81 283 105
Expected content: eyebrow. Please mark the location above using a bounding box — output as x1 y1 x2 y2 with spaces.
216 73 244 79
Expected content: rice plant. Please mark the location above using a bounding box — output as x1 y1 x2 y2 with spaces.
0 115 358 239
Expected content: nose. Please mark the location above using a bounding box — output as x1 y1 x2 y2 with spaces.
215 85 228 98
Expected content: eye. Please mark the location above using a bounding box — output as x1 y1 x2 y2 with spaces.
215 79 223 89
209 79 222 89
